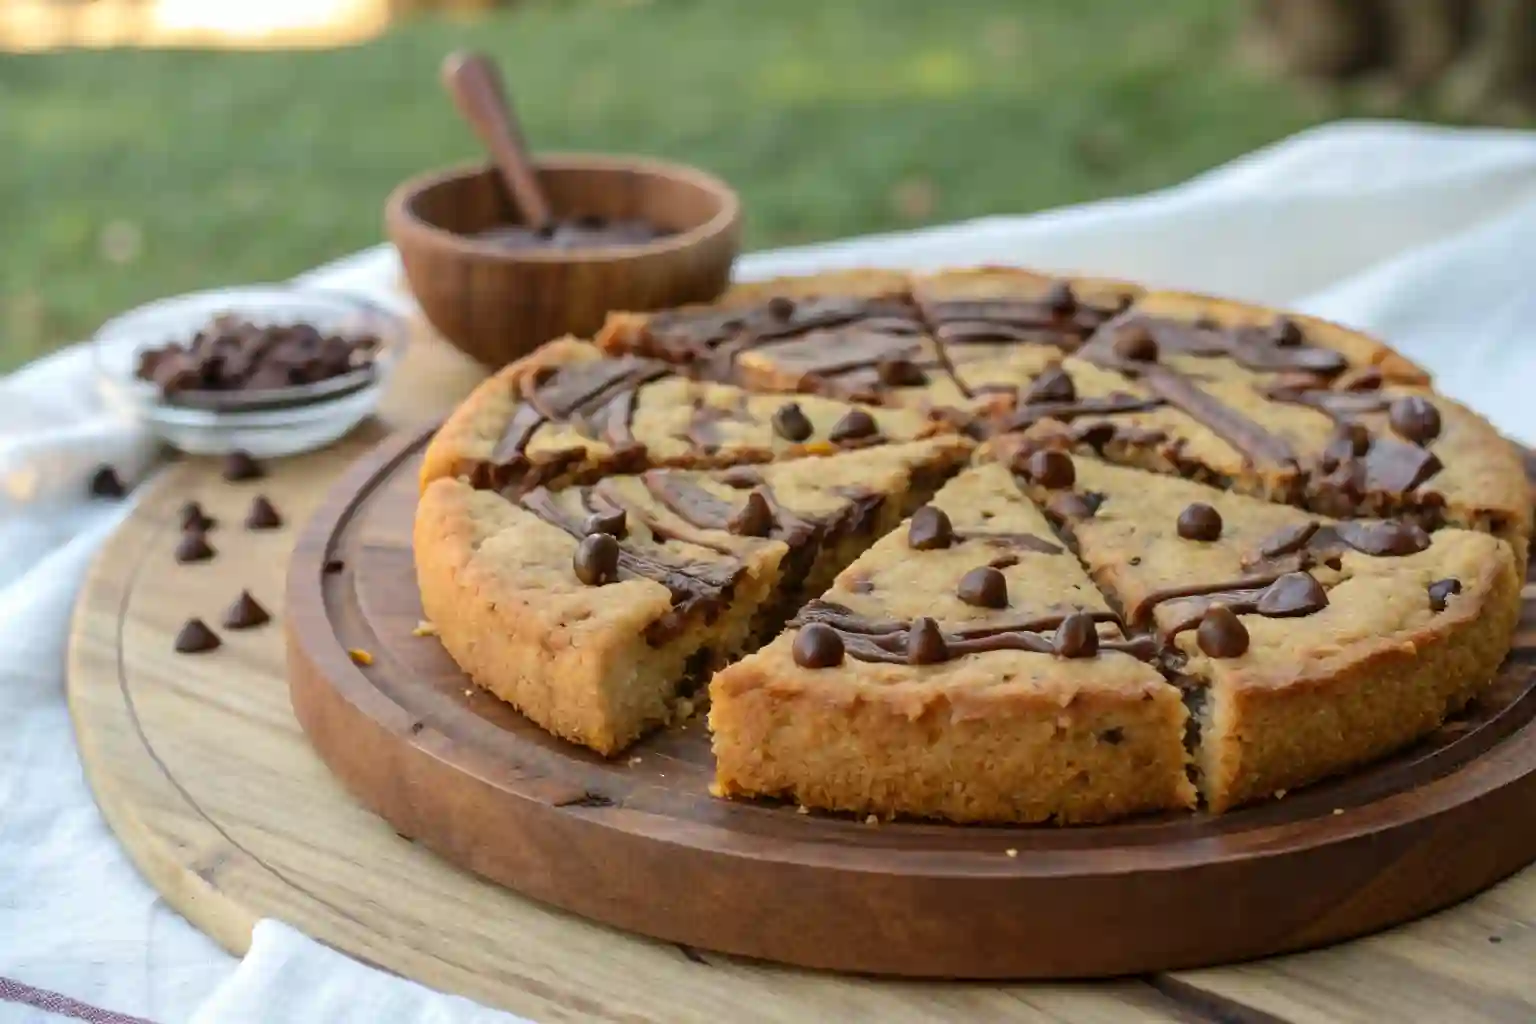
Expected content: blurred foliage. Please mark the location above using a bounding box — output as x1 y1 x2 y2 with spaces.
0 0 1361 369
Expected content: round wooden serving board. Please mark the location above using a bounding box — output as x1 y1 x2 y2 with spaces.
67 332 1536 1020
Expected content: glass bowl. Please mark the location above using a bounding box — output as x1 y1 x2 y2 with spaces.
93 285 406 457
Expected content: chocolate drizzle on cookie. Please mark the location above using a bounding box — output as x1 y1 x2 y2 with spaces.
786 600 1156 666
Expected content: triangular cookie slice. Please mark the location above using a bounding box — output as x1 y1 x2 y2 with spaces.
996 292 1530 559
421 337 947 494
415 438 971 754
710 458 1195 824
1003 443 1523 812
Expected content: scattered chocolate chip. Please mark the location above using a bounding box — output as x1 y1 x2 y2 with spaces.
179 501 215 532
989 553 1020 570
1428 577 1462 611
876 358 928 387
1023 449 1076 489
793 622 845 669
1098 726 1125 745
573 533 620 586
1112 323 1159 362
907 616 949 665
174 618 220 654
1053 612 1099 658
718 466 763 489
89 465 127 499
908 506 954 550
766 295 796 321
1177 502 1223 542
245 495 282 530
828 408 879 444
1334 519 1431 557
1321 422 1370 470
728 490 774 537
771 402 814 442
1129 556 1142 566
1365 439 1442 493
1258 521 1320 559
221 590 271 630
1271 317 1303 347
222 450 264 482
957 566 1009 609
1389 396 1442 445
1043 280 1077 316
582 508 628 539
1256 572 1329 617
323 558 345 574
1046 492 1101 521
1196 605 1250 658
175 530 216 564
1023 366 1076 405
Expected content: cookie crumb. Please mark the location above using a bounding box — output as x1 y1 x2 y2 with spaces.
796 805 810 815
1005 848 1018 858
708 782 724 798
1332 807 1344 815
1273 789 1287 800
347 648 373 666
628 755 643 766
864 813 879 826
463 688 473 697
412 620 438 637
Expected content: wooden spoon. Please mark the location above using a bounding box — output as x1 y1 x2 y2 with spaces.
440 50 554 231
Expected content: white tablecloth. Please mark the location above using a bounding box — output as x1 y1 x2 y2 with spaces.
5 120 1536 1023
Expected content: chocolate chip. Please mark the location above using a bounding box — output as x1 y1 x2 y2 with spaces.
1044 281 1077 315
772 402 814 442
174 618 221 654
223 450 264 482
1023 366 1076 405
89 465 127 499
1112 323 1158 362
1271 317 1304 347
876 358 928 387
1334 519 1431 557
1256 572 1329 617
323 558 345 574
1196 605 1250 658
1321 422 1370 470
1389 396 1442 445
907 616 949 665
1177 503 1223 542
1053 612 1099 658
793 622 845 669
1258 521 1320 559
176 501 211 532
989 553 1020 570
175 530 216 564
583 508 628 539
766 295 796 321
908 505 954 550
573 534 620 586
829 408 879 444
728 490 774 537
1047 492 1101 521
1342 367 1383 392
957 566 1009 609
1099 726 1125 745
718 466 763 489
1428 577 1462 611
1023 449 1075 489
221 590 271 630
1364 439 1442 493
245 495 282 530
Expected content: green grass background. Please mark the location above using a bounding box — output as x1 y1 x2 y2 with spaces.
1 0 1377 370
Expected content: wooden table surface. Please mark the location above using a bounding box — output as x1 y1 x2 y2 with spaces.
65 325 1536 1023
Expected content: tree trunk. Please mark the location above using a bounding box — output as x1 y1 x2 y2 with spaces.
1445 0 1536 112
1254 0 1387 79
1382 0 1472 91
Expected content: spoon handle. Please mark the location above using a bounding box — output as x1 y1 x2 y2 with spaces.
441 50 554 230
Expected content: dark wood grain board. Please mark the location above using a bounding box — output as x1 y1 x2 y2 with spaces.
286 424 1536 979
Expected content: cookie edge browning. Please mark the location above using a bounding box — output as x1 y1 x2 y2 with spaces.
1198 535 1523 812
420 336 600 492
909 265 1145 309
415 477 698 755
709 646 1196 824
1127 289 1432 385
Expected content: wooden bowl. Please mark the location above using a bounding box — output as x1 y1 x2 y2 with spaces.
386 154 741 367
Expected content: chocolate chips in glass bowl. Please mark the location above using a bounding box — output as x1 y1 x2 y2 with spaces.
134 313 382 409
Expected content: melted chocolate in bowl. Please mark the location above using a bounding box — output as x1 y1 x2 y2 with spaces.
474 216 674 251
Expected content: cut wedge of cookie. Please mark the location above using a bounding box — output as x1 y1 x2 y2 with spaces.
1005 445 1524 812
996 292 1530 559
420 337 947 494
415 438 972 755
709 458 1195 824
